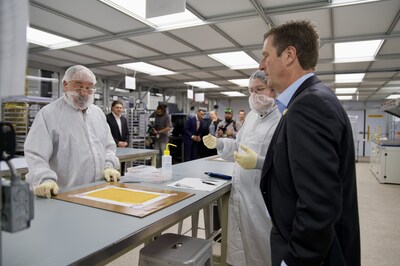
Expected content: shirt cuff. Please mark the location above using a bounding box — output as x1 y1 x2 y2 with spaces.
255 156 265 170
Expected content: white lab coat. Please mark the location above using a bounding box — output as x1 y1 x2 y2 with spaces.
24 95 119 189
217 109 281 266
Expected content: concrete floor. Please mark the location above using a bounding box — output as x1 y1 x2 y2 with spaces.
107 159 400 266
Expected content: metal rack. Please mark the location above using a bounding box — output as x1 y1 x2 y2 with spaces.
1 96 52 154
126 106 150 166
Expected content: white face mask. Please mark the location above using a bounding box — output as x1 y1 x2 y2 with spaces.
248 93 275 115
65 91 94 110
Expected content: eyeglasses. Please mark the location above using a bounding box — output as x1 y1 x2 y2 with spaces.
248 86 267 94
68 81 95 94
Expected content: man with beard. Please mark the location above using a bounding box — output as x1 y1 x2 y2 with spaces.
202 70 281 266
24 65 120 198
216 107 241 139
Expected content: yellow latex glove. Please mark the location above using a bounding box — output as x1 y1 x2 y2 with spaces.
104 168 121 182
234 145 257 169
34 180 59 198
203 134 217 149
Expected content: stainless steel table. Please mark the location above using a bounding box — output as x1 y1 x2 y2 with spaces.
117 147 158 167
0 148 158 177
2 157 233 266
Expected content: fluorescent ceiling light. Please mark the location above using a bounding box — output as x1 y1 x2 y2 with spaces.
26 75 59 82
208 51 259 70
335 73 365 83
334 40 383 63
27 27 81 49
112 87 131 93
221 91 246 97
229 79 249 87
337 95 353 100
184 81 219 89
148 9 205 31
331 0 365 3
335 88 358 94
99 0 204 30
386 95 400 99
118 62 176 76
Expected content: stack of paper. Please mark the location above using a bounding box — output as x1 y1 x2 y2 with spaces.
167 177 228 191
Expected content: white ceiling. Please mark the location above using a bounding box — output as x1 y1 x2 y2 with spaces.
28 0 400 102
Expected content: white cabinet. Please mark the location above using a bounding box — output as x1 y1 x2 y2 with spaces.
370 141 400 184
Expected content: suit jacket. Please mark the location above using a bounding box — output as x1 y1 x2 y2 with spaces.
106 113 130 146
183 115 202 145
260 75 360 266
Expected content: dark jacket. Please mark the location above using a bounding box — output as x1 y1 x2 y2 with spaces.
260 75 360 266
106 113 129 146
183 115 204 161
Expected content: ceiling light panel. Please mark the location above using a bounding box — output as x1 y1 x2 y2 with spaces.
118 62 176 76
337 95 353 100
228 79 249 87
27 27 81 49
99 0 204 30
221 91 246 97
335 88 358 94
334 40 383 63
335 73 365 83
184 81 219 89
387 95 400 99
208 51 259 70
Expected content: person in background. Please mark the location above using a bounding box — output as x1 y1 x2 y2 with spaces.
259 20 360 266
106 100 129 148
203 70 281 266
208 110 222 136
24 65 120 198
149 104 172 168
237 109 246 127
188 105 196 117
206 110 221 156
183 109 205 161
216 107 241 139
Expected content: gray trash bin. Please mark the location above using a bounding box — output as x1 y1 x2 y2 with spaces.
139 233 213 266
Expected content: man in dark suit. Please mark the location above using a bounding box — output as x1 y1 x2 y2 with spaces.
259 20 360 266
106 100 129 148
183 109 205 161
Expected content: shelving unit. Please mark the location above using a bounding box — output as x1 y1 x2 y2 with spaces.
126 105 151 166
1 96 52 154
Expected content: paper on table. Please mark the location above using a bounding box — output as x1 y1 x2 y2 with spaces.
167 177 227 191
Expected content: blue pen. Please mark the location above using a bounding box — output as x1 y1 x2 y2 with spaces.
204 172 232 180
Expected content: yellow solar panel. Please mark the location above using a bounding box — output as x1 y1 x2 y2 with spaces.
86 187 159 204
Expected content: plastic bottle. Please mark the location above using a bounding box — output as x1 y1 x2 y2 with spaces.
162 143 177 179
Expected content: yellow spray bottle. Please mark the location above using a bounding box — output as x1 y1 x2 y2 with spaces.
162 143 177 178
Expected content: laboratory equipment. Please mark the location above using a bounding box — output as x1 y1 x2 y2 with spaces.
1 122 35 263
